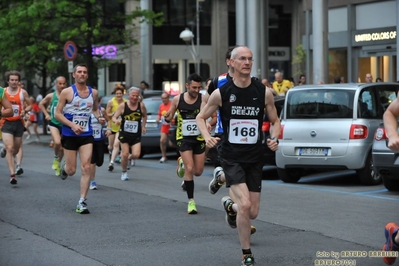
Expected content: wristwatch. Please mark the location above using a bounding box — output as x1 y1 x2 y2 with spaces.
271 137 279 144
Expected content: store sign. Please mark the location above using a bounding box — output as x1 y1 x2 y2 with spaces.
355 30 396 42
92 45 118 59
268 47 290 61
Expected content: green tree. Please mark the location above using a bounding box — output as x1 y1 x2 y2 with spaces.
0 0 163 95
291 44 306 78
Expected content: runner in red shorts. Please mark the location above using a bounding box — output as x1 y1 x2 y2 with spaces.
156 93 171 163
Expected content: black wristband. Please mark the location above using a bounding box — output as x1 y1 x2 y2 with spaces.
271 137 279 144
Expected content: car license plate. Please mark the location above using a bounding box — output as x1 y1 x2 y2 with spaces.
299 148 329 156
146 123 158 128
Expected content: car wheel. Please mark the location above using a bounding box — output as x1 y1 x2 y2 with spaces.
382 175 399 191
356 152 382 185
277 168 302 183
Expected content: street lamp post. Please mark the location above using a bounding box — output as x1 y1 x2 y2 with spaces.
179 0 204 76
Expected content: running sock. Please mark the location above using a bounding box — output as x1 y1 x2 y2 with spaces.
185 180 194 199
242 249 252 255
79 198 85 203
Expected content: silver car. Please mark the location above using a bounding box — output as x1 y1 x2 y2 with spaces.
276 83 399 185
372 120 399 191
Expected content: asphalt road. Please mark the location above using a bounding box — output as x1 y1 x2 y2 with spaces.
0 136 398 266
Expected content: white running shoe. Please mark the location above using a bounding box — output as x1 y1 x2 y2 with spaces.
159 157 167 163
89 181 97 190
121 172 129 181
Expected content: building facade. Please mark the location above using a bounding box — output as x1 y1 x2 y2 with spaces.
97 0 399 95
303 0 399 84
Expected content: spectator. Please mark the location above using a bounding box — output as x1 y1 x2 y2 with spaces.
140 81 150 92
333 77 341 84
298 74 306 85
340 76 345 83
376 77 383 82
272 72 293 96
261 78 271 87
365 73 373 83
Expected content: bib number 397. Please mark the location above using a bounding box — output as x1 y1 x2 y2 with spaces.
228 119 258 144
73 115 89 132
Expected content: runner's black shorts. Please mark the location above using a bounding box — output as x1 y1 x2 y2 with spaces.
220 158 263 193
118 132 141 146
48 121 62 135
177 138 205 154
61 135 94 151
1 120 25 137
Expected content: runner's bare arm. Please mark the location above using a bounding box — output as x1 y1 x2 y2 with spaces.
196 90 222 145
164 95 179 122
111 102 124 126
22 90 32 114
0 94 13 118
39 93 53 120
55 87 75 128
141 102 147 134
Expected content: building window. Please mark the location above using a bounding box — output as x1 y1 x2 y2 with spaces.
153 0 211 45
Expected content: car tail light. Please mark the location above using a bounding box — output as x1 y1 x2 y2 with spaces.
278 125 284 139
262 121 270 132
374 128 387 141
349 124 368 139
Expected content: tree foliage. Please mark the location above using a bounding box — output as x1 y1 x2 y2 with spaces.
291 44 306 77
0 0 163 94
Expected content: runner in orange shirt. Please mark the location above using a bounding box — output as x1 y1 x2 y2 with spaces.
156 93 171 163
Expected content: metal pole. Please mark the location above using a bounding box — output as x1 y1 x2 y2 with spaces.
196 0 200 76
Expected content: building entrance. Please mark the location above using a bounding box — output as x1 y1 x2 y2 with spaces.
358 49 397 83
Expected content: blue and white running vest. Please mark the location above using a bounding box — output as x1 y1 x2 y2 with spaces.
214 73 229 134
62 85 94 137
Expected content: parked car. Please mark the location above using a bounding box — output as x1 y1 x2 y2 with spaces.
372 119 399 191
276 83 399 185
140 95 175 157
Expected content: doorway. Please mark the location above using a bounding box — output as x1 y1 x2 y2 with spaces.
358 50 397 83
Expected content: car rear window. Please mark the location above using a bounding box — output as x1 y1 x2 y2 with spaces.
143 98 162 115
286 89 355 119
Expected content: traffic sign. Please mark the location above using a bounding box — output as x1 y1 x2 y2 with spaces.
64 41 77 61
68 61 74 73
